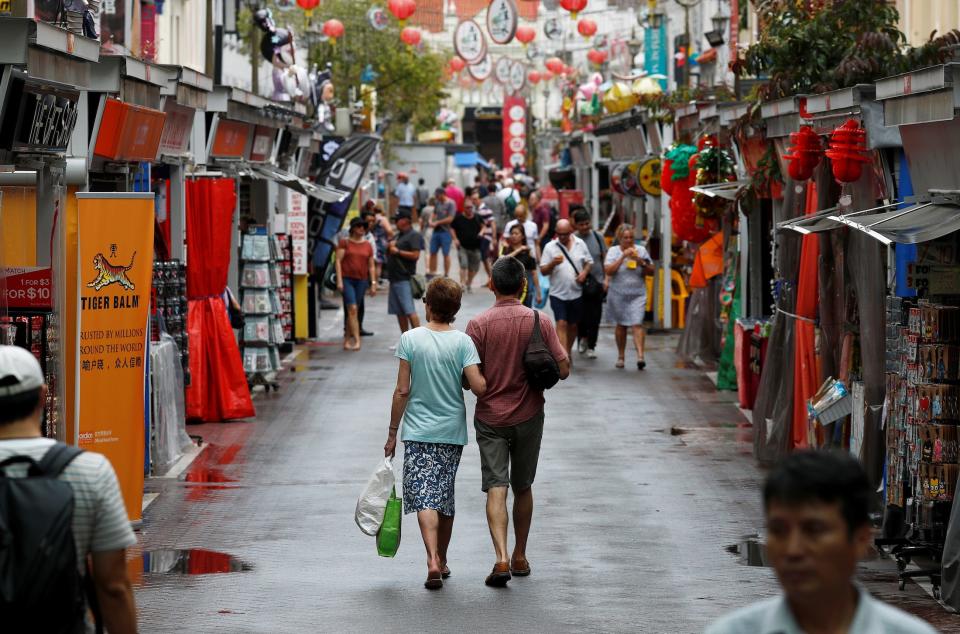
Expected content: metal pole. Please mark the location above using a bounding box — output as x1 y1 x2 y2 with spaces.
250 19 259 95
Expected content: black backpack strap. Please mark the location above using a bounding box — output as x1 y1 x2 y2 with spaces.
556 242 580 275
37 443 83 478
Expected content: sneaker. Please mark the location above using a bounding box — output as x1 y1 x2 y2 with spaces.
586 348 597 359
360 330 374 337
578 340 588 354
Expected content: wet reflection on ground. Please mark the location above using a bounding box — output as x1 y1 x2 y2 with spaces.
137 549 253 575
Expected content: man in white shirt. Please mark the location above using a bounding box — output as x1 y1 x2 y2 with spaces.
539 219 592 356
707 451 936 634
0 346 138 633
502 204 540 259
393 172 416 218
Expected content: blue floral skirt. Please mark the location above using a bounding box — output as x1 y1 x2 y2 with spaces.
402 441 463 516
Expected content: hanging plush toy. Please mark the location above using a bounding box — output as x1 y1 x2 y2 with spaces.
692 142 737 226
253 8 316 104
311 67 335 132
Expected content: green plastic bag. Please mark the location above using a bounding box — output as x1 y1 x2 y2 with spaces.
376 487 402 557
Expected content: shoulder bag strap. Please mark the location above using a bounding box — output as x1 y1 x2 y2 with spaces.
37 443 83 478
594 231 606 256
556 242 580 275
530 310 544 345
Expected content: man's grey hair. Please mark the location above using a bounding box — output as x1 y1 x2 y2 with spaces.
491 256 526 296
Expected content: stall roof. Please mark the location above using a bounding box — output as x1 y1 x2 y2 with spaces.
831 193 960 245
805 84 900 148
776 201 899 234
874 63 960 126
0 19 99 64
454 151 490 169
689 180 750 201
252 163 348 203
159 65 214 94
718 103 749 128
760 95 808 139
88 55 174 92
594 108 647 136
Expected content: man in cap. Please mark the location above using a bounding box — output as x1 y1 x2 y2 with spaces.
393 172 417 220
386 211 426 334
428 187 456 278
0 346 138 633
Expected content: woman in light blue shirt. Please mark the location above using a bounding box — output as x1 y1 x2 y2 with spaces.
384 277 486 590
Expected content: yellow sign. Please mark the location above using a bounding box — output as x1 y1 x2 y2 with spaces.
76 193 155 521
638 157 662 197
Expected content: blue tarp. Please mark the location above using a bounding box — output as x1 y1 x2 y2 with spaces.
454 152 490 169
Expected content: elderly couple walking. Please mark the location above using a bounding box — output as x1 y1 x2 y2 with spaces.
383 257 570 589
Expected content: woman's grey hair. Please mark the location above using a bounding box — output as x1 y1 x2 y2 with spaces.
491 256 526 296
615 223 635 242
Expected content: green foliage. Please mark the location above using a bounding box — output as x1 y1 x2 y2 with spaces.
733 0 956 100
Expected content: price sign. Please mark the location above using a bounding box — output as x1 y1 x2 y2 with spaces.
906 263 960 297
0 267 52 309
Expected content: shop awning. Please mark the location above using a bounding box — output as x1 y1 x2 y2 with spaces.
252 164 348 203
830 200 960 245
454 151 490 169
777 201 899 234
689 180 750 201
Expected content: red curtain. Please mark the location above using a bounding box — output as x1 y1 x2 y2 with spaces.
185 178 255 422
791 182 821 449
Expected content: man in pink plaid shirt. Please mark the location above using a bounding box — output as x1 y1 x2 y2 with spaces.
466 257 570 588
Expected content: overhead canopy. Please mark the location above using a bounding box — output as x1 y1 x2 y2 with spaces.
830 201 960 245
454 151 490 169
689 180 751 201
252 163 348 203
777 202 899 234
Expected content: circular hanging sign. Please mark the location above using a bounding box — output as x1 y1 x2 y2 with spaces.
525 42 542 61
637 157 662 197
367 6 389 30
509 60 527 93
486 0 518 45
468 54 493 82
275 0 294 11
494 57 513 84
622 162 643 198
610 163 627 196
544 17 563 41
454 20 487 64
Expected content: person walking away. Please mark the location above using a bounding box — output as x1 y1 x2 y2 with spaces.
466 258 570 587
603 224 653 370
475 187 496 280
573 207 607 359
482 184 508 237
497 178 520 221
706 450 937 634
428 188 456 278
383 278 486 590
419 196 435 236
394 173 417 220
370 206 394 284
415 177 430 218
529 191 556 249
445 179 465 213
335 217 377 350
501 224 542 308
386 212 425 335
0 346 138 633
539 219 593 356
502 204 540 259
450 200 484 293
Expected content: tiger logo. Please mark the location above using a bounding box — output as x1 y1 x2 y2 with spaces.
87 251 137 291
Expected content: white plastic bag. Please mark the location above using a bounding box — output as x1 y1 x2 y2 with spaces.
355 458 396 536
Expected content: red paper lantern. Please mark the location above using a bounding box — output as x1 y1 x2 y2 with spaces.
296 0 318 17
516 25 536 46
587 49 606 66
577 18 597 38
545 57 565 74
400 27 421 47
783 126 823 182
528 70 541 84
388 0 416 27
660 159 675 196
560 0 588 20
449 56 466 73
323 19 344 44
825 119 869 184
542 70 554 81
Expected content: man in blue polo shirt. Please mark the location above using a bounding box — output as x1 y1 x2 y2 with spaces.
394 173 416 219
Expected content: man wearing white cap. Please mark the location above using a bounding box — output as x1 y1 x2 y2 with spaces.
0 345 138 633
394 172 416 219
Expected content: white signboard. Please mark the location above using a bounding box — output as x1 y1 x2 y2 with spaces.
287 190 308 275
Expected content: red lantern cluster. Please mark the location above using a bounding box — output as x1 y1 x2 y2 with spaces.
560 0 588 19
587 49 607 66
542 70 554 82
825 119 869 184
783 126 823 182
388 0 417 26
401 27 421 46
528 70 541 84
449 57 465 73
545 57 565 74
577 18 597 38
516 25 536 46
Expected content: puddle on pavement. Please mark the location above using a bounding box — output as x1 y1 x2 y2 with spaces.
726 536 770 567
184 467 236 488
138 549 253 575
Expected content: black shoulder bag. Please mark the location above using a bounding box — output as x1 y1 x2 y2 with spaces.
557 242 604 300
524 311 561 390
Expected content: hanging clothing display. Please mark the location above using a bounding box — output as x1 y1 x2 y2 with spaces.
185 178 255 422
791 182 821 449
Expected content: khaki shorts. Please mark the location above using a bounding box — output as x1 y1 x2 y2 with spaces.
458 247 482 273
474 409 544 493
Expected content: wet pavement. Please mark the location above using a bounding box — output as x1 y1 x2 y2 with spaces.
132 275 960 632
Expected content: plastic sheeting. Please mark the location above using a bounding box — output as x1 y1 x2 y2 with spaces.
839 202 960 245
185 178 255 422
677 276 722 364
149 334 192 475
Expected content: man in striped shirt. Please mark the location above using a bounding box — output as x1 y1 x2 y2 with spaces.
0 345 138 633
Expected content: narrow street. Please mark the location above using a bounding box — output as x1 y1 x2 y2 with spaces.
131 279 953 633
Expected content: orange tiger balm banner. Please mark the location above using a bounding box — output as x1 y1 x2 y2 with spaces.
76 193 155 521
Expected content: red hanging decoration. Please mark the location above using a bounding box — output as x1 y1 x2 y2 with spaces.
825 119 869 184
516 25 536 46
400 27 421 47
660 159 675 196
388 0 417 27
577 18 597 38
449 56 466 73
295 0 319 17
545 57 565 74
783 125 823 182
323 19 344 44
586 49 607 66
527 70 541 84
559 0 588 20
542 70 554 82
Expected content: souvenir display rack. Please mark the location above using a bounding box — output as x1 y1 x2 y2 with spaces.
239 226 283 392
151 259 190 386
275 232 294 350
0 311 61 438
882 296 960 598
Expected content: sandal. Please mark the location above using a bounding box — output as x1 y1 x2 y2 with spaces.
424 571 443 590
615 359 625 369
442 566 451 579
637 359 646 370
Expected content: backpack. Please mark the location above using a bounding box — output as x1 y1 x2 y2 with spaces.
0 443 93 634
523 311 561 391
